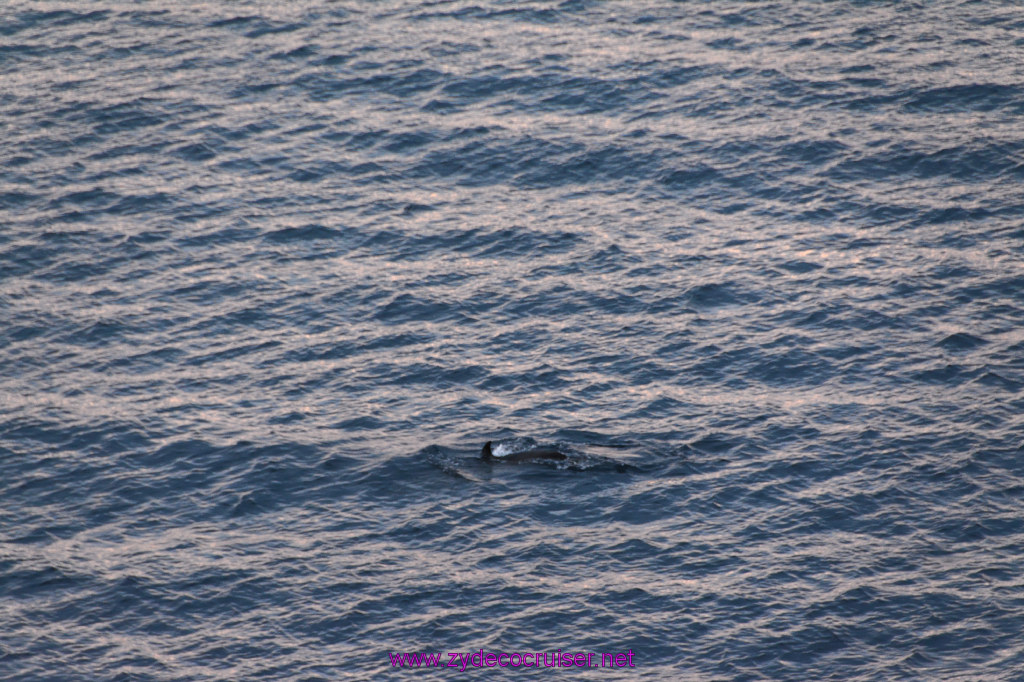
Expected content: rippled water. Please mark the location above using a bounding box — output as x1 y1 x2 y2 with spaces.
3 1 1024 679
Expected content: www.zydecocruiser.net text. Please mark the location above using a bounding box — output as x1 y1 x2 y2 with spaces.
389 649 637 670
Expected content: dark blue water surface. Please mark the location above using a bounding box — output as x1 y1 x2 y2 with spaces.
3 1 1024 679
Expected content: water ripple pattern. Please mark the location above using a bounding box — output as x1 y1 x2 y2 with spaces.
2 1 1023 679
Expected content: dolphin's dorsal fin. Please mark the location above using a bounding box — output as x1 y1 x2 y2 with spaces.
481 441 493 460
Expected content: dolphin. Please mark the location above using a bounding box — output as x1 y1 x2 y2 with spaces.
481 440 567 464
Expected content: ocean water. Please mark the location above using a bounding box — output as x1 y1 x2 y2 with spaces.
2 0 1023 679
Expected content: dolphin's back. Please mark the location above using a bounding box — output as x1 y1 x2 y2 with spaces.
481 441 566 463
505 447 566 463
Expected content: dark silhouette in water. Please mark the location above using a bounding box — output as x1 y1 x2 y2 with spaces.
481 441 567 463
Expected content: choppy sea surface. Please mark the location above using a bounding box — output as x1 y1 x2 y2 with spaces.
3 1 1024 679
